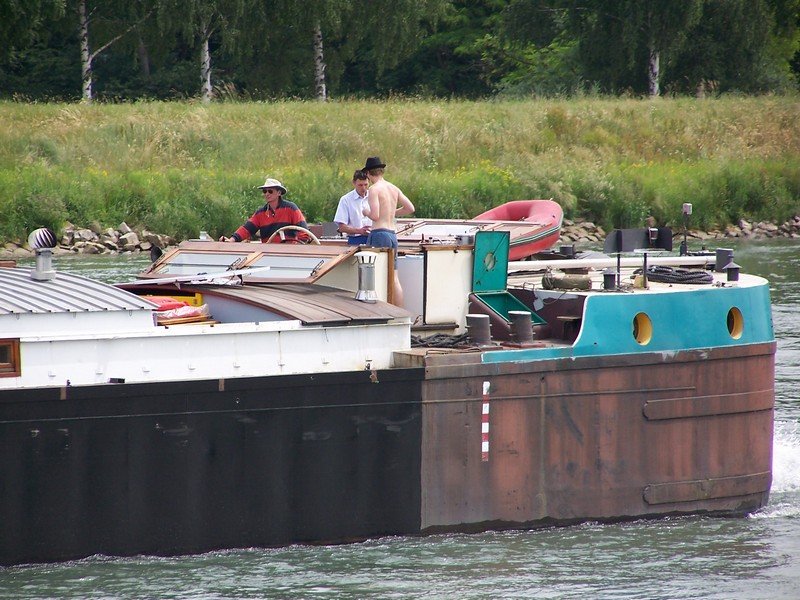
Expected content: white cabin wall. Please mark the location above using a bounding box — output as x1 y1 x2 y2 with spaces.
316 254 360 291
4 320 410 389
423 248 473 332
397 254 424 322
0 310 156 337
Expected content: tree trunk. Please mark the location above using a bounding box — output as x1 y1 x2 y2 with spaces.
137 35 151 79
200 26 212 103
313 21 327 101
647 43 660 97
79 0 92 103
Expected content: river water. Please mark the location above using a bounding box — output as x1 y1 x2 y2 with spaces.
2 239 799 599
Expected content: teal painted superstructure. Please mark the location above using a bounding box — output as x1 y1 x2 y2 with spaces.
484 279 774 363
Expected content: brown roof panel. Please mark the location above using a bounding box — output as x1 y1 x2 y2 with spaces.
200 284 409 325
121 282 409 326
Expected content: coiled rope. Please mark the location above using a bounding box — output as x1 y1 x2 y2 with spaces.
638 265 714 284
411 333 470 348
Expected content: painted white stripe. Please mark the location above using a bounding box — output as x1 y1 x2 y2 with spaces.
482 380 491 462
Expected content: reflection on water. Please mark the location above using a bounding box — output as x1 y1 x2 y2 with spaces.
3 239 800 599
17 252 153 284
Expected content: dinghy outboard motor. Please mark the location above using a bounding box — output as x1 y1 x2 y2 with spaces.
28 227 57 281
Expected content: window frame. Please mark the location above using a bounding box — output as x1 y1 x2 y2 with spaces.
0 339 21 377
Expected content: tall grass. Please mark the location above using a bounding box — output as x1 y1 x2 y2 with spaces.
1 97 798 242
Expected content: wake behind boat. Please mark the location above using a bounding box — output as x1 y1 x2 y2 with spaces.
0 205 774 566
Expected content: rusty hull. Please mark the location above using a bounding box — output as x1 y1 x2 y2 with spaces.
416 342 775 531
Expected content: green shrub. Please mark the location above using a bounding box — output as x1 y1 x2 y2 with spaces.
1 97 799 243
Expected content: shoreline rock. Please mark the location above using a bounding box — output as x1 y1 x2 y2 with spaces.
2 215 798 259
558 215 800 246
0 222 177 259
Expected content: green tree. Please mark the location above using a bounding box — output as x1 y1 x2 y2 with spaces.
373 0 505 97
505 0 704 96
336 0 450 95
157 0 263 102
252 0 450 99
486 0 585 97
0 0 65 60
669 0 800 94
272 0 354 101
71 0 154 102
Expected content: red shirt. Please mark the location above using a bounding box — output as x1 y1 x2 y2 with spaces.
231 198 308 242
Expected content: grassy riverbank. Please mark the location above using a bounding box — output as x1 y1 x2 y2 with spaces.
1 97 799 243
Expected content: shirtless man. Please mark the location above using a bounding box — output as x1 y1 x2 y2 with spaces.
360 156 415 306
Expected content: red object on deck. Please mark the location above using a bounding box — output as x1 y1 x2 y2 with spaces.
474 199 564 260
143 296 188 311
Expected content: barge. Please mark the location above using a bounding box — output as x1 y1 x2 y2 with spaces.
0 220 774 565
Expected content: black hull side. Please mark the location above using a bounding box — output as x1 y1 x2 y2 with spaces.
0 369 424 566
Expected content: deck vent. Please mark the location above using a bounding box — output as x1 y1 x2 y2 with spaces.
28 228 57 281
724 261 741 282
354 251 379 303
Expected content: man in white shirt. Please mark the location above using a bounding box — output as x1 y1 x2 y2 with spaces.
334 170 372 245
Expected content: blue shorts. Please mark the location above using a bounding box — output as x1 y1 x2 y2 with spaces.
367 228 398 266
347 234 369 245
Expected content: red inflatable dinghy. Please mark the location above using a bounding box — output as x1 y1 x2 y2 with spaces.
474 200 563 260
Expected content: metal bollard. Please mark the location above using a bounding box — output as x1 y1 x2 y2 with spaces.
508 310 534 344
466 314 492 346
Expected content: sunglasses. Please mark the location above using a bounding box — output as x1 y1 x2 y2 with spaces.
263 188 280 195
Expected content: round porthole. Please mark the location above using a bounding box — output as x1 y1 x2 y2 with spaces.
727 307 744 339
632 312 652 345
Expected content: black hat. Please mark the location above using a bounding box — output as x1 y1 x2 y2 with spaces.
363 156 386 171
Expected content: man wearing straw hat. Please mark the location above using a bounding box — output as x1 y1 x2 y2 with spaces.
219 177 308 243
